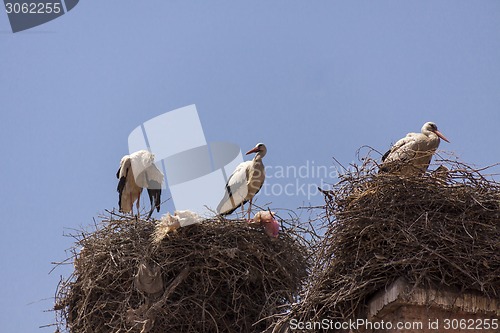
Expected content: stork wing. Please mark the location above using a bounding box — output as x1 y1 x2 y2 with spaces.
381 149 391 162
217 161 251 215
143 163 164 189
117 156 132 210
117 155 131 180
130 150 164 189
384 133 419 164
145 163 164 217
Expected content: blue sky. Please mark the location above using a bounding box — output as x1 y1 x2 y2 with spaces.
1 1 500 332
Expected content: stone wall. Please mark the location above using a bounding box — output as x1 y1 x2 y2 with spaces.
364 278 499 333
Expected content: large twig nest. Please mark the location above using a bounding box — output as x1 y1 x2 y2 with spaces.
271 155 500 332
54 215 310 333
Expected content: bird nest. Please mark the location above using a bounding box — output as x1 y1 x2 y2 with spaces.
271 154 500 331
54 214 311 333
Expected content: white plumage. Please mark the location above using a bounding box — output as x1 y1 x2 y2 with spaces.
380 122 450 175
116 150 164 218
175 210 203 227
217 161 251 214
217 143 267 219
152 210 203 243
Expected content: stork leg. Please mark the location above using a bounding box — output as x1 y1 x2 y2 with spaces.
247 198 253 221
136 191 141 218
129 193 134 216
146 205 154 220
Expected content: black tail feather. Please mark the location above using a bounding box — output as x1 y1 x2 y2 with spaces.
117 176 127 210
147 188 161 219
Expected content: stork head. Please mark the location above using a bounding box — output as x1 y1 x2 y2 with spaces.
422 122 450 143
246 143 267 157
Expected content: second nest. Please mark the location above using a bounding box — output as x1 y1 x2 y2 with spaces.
271 158 500 331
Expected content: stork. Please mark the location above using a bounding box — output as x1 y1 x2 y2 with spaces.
217 143 267 219
116 150 164 219
380 122 450 175
249 210 280 238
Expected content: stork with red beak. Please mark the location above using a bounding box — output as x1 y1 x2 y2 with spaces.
380 122 450 175
217 143 267 219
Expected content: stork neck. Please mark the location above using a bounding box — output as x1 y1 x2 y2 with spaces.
253 153 265 162
425 131 441 148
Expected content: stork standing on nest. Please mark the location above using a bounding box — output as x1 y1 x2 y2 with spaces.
117 150 164 219
217 143 267 220
380 122 450 175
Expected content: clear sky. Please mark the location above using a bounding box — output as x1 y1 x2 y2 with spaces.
1 1 500 332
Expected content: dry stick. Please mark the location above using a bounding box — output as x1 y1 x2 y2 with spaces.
418 243 477 282
143 266 190 317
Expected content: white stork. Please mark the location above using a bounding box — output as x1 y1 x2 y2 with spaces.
217 143 267 219
380 122 450 175
116 150 164 219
